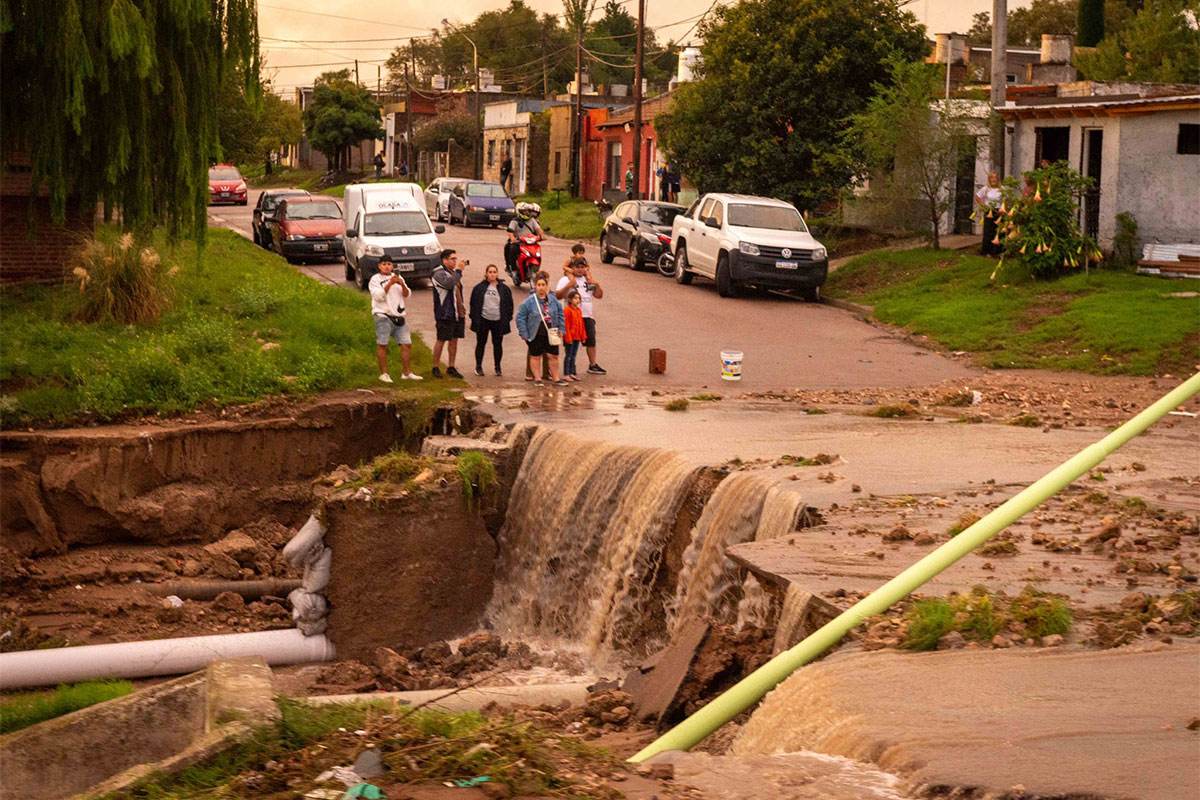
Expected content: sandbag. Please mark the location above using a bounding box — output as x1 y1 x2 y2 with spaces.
289 587 328 624
297 616 328 636
282 515 327 568
302 547 332 593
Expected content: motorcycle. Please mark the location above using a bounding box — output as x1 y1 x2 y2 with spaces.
508 234 543 287
656 248 675 278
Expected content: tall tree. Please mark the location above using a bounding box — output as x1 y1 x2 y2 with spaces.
303 70 382 171
584 0 677 88
967 0 1139 46
1076 0 1200 83
1076 0 1106 46
847 58 973 249
656 0 927 211
0 0 259 242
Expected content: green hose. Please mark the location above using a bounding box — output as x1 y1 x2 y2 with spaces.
630 371 1200 762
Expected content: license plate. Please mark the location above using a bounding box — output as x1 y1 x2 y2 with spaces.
489 214 500 221
313 243 328 252
775 260 799 269
220 192 229 196
398 263 415 272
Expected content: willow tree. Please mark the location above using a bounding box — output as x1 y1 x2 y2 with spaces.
0 0 260 242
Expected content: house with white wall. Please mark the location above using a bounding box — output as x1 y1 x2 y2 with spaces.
999 85 1200 248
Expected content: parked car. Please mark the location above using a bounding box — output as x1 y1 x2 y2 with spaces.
599 200 685 270
208 164 247 205
448 181 516 228
671 193 828 301
253 189 309 248
342 184 445 290
423 177 468 223
270 196 345 263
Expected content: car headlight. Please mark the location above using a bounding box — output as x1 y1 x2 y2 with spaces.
423 242 440 255
235 182 247 193
287 233 306 241
813 246 827 261
365 245 385 257
738 241 760 256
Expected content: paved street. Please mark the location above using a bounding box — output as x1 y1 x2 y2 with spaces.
211 188 974 390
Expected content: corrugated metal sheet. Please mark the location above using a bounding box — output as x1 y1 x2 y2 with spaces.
1143 243 1200 262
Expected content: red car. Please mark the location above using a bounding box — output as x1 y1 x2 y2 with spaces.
270 196 345 263
208 164 247 206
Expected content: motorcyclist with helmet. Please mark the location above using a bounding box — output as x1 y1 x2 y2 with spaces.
505 202 543 279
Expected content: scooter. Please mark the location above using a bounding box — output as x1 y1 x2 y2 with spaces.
508 234 542 287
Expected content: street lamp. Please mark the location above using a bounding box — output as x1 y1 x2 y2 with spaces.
442 19 482 180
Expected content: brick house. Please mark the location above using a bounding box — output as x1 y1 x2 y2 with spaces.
565 92 676 203
1 151 93 284
482 99 563 195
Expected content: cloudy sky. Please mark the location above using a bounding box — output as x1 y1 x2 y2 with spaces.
260 0 1025 92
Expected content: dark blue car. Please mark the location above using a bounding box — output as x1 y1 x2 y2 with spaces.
448 181 517 228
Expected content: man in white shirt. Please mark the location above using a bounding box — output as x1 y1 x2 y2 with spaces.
369 256 422 383
554 248 606 374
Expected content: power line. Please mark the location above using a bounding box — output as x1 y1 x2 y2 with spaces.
257 3 431 31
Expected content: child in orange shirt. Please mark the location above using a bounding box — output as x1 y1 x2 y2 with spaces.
562 289 587 381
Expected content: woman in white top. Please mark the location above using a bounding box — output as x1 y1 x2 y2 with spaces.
975 171 1004 256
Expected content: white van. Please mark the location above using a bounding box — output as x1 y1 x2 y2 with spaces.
342 183 444 289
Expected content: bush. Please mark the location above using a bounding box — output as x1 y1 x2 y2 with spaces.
456 451 498 511
1111 212 1140 270
664 398 690 411
996 163 1102 280
72 233 175 324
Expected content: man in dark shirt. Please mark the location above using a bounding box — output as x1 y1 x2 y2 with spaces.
430 249 466 379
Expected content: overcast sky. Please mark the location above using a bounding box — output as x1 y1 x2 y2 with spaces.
260 0 1026 93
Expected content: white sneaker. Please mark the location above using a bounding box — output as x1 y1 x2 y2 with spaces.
379 373 394 384
401 372 423 381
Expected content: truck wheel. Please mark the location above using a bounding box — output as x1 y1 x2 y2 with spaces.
600 233 614 263
716 253 739 298
801 285 822 303
356 263 369 291
674 243 693 285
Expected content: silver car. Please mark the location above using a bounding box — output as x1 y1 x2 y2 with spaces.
423 177 469 223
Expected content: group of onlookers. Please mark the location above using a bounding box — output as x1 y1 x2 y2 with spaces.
371 245 607 387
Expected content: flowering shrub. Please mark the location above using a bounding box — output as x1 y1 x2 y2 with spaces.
990 162 1102 280
72 232 176 323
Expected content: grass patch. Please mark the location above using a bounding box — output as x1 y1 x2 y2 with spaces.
664 398 690 411
1 227 458 427
803 407 829 415
824 247 1200 376
867 404 919 419
519 192 604 241
780 452 836 466
456 451 498 511
947 512 981 536
689 393 723 401
899 587 1070 651
242 164 322 190
979 538 1019 556
367 450 431 484
1 680 133 733
1009 414 1043 428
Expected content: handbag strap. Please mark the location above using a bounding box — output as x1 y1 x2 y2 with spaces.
534 293 552 332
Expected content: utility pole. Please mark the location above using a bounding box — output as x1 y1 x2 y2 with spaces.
405 61 414 173
541 23 550 97
571 24 583 197
355 59 360 85
990 0 1007 175
631 0 645 201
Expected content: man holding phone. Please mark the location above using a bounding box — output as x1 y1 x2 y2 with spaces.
431 249 467 379
369 256 421 382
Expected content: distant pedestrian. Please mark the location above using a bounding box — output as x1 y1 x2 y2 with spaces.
265 158 274 177
399 159 410 178
668 165 681 203
469 264 514 376
562 289 586 381
516 272 566 387
555 251 605 375
369 256 422 383
656 163 669 202
431 249 466 379
500 153 513 194
373 152 385 181
975 171 1004 256
624 162 634 200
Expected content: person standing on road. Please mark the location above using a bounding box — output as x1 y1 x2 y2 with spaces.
975 172 1004 257
555 252 606 375
469 264 513 376
516 272 566 387
373 152 385 181
500 152 513 195
431 249 466 379
668 164 681 203
624 162 634 200
656 163 669 202
369 256 422 383
561 289 586 382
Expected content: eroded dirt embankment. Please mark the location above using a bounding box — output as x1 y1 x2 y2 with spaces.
0 394 425 557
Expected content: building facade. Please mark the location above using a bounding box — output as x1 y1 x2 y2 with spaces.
482 99 561 196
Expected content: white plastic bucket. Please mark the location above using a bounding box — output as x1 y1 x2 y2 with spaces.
721 350 743 381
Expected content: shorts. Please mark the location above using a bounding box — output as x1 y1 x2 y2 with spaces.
435 318 465 342
527 327 559 357
582 317 597 348
374 315 411 346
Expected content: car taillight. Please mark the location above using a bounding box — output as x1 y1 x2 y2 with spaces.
658 234 671 243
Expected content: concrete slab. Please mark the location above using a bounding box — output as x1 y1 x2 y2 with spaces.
624 619 710 724
734 643 1200 800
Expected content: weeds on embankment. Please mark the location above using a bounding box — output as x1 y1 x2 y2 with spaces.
1 680 133 734
896 586 1072 651
457 451 498 511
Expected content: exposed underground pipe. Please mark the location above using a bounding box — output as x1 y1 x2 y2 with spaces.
147 579 303 601
0 629 335 690
304 682 592 712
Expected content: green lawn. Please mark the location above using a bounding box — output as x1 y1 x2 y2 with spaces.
825 248 1200 376
0 227 457 428
241 164 322 190
1 680 133 734
520 192 604 241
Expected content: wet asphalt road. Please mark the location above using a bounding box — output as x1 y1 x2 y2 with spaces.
209 188 973 390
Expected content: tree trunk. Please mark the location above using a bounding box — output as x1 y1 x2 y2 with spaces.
929 195 941 250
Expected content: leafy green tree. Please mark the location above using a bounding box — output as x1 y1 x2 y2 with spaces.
967 0 1139 46
303 70 382 172
257 91 302 163
0 0 259 241
1076 0 1106 46
584 0 677 89
216 68 262 166
847 59 974 249
411 112 478 153
1077 0 1200 83
656 0 926 211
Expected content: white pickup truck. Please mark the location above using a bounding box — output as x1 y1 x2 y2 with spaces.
670 193 828 301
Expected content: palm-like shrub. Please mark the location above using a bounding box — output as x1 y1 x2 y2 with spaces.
72 233 175 323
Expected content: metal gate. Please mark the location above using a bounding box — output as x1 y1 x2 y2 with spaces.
416 151 447 186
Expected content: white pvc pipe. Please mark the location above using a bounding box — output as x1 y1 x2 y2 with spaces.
0 629 335 689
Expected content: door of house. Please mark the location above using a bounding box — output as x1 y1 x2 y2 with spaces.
1081 128 1103 241
953 135 979 235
